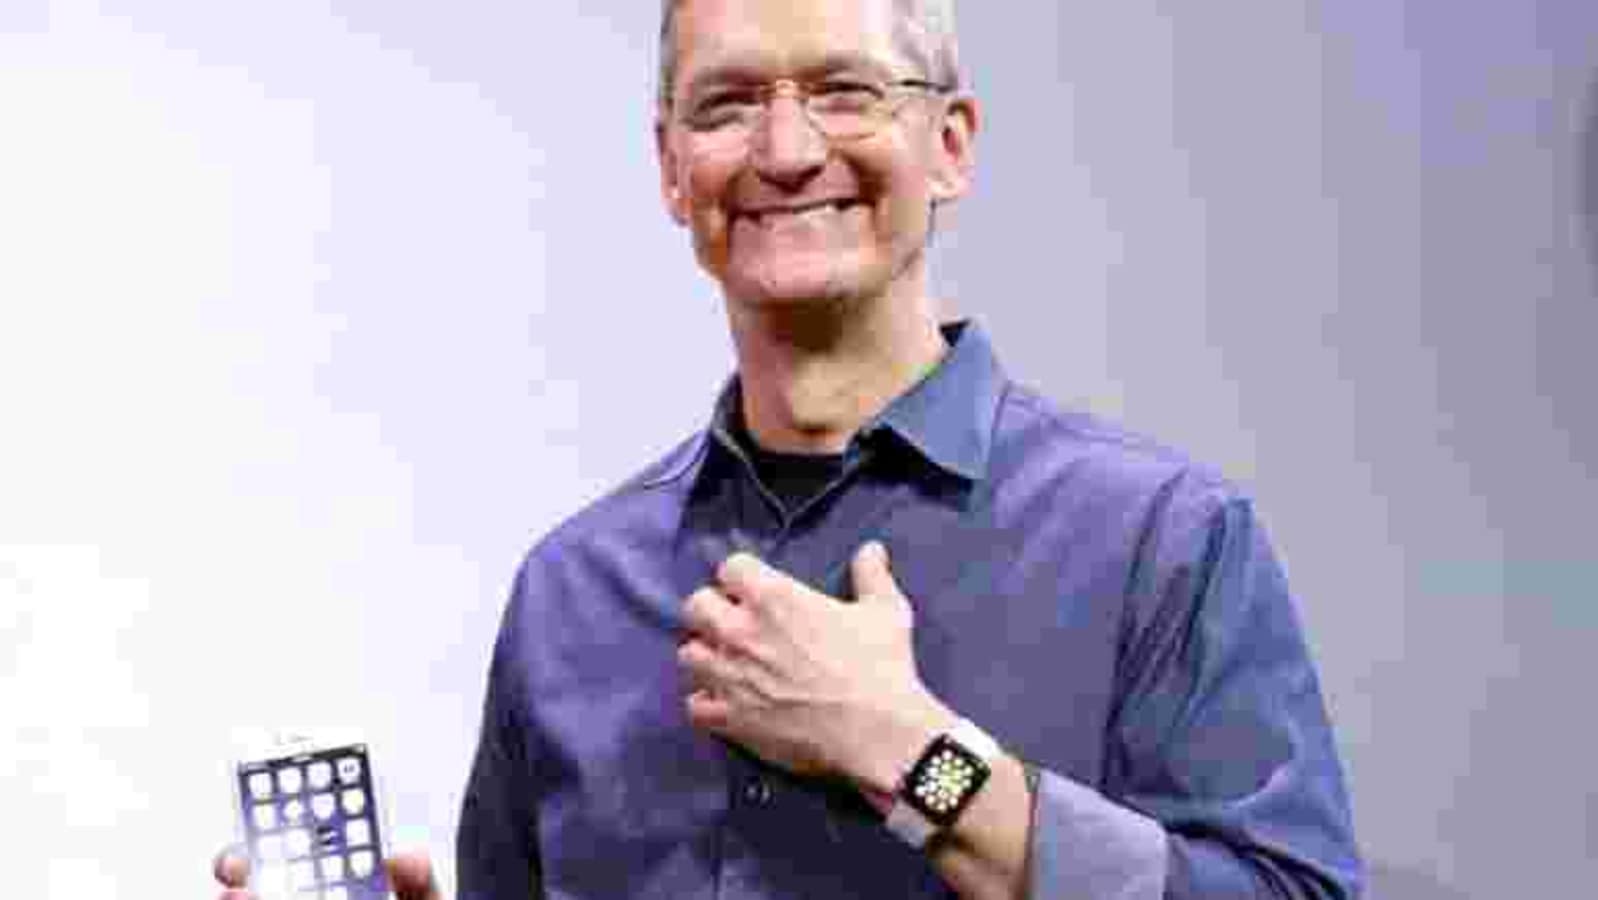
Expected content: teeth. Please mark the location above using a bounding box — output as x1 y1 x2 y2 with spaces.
745 200 856 225
749 202 851 225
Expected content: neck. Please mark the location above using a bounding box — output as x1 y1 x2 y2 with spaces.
727 277 949 455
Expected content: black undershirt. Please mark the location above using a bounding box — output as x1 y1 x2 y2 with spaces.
734 420 848 514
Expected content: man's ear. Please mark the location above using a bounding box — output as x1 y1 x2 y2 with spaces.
656 119 691 226
928 94 979 206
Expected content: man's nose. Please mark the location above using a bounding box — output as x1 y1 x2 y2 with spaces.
750 95 828 186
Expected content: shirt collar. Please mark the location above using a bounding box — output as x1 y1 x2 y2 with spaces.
706 319 1005 483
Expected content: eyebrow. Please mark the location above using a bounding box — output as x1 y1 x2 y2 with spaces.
680 52 899 98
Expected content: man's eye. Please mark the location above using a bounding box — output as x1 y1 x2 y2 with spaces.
812 82 884 109
690 92 759 125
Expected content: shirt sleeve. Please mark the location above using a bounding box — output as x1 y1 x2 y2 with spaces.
456 570 544 900
1027 767 1169 897
1027 479 1364 899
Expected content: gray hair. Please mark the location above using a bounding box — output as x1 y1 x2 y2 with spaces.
656 0 961 113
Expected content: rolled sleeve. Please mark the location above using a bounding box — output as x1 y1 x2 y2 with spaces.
1029 769 1169 899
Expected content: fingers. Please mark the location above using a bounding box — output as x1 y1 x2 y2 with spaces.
716 551 831 609
714 551 769 601
849 541 903 605
385 851 443 900
213 846 250 888
685 687 732 731
681 585 747 647
715 552 797 606
677 635 737 695
679 582 752 707
214 845 440 900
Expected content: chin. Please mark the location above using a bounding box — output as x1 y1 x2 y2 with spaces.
725 252 878 308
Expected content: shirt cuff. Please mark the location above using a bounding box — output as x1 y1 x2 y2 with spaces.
1028 769 1168 899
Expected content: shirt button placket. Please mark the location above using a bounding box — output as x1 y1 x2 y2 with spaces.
717 785 773 900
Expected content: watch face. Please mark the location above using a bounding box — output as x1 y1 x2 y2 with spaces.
902 734 992 828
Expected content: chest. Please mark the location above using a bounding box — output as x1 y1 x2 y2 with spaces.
521 476 1134 897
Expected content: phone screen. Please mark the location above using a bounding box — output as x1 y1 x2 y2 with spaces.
235 743 390 900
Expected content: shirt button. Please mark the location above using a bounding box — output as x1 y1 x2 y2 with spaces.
742 777 773 806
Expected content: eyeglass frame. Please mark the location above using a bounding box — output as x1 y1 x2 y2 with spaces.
668 75 956 148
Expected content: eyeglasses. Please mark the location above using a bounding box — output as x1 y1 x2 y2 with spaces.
676 76 953 147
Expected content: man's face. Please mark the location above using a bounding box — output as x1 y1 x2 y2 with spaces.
657 0 974 310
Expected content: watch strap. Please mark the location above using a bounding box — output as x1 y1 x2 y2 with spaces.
949 718 1000 763
884 796 939 848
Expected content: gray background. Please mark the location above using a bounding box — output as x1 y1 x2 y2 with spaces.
1 2 1592 898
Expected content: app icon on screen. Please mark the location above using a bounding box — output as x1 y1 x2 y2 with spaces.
308 761 334 790
345 818 371 847
277 766 304 795
248 772 275 800
349 850 375 879
288 860 316 890
311 793 336 821
255 834 284 862
252 804 278 831
336 757 362 785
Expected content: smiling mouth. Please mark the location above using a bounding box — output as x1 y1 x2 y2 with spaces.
739 199 862 226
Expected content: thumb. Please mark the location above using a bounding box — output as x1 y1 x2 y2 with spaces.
386 851 443 900
850 541 905 606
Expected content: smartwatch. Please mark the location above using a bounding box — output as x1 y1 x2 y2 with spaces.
884 718 1000 849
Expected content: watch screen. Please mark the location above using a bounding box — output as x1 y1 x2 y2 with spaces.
903 734 992 827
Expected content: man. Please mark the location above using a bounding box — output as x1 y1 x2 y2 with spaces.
217 0 1363 897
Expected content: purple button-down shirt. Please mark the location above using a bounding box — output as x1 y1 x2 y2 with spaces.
457 321 1363 898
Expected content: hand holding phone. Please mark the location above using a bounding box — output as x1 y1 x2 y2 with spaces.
229 731 404 900
213 847 442 900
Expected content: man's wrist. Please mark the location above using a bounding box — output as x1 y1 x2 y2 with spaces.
850 697 958 799
859 783 896 816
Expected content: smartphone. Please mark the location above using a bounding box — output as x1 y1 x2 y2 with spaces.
231 730 392 900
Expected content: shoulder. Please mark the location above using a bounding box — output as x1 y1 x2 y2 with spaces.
488 430 708 673
992 382 1246 525
484 432 709 694
526 428 706 562
992 389 1298 662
